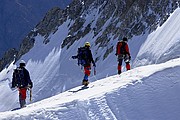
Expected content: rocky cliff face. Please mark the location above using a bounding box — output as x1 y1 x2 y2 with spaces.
0 0 179 71
61 0 179 58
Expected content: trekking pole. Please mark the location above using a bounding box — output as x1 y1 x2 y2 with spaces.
93 66 98 81
29 88 32 102
94 66 96 75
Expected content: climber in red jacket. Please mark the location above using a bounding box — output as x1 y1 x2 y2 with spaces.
116 37 131 74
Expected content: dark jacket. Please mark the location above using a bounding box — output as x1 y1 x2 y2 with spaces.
12 67 33 88
83 47 95 66
73 46 95 67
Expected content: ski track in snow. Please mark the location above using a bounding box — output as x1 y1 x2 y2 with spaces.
0 58 179 119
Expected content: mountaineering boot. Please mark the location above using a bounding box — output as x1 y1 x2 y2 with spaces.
84 81 89 86
118 65 121 75
82 79 89 86
20 99 26 108
118 70 121 75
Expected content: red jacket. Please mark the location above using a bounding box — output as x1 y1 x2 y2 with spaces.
116 41 130 56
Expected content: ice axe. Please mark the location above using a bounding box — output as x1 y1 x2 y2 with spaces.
28 88 32 102
94 66 96 75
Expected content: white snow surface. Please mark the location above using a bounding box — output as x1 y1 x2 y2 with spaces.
0 6 180 120
134 8 180 66
0 58 180 120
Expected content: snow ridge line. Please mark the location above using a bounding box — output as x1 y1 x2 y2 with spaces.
0 58 179 118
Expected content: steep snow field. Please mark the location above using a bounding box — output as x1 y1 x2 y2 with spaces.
0 58 179 120
134 8 180 66
0 6 179 120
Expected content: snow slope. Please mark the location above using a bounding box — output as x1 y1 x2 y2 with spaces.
134 8 180 67
0 58 180 120
0 5 180 120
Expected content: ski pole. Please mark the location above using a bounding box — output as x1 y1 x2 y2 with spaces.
94 66 96 75
29 88 32 102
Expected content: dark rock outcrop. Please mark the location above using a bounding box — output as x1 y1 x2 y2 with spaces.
0 0 179 71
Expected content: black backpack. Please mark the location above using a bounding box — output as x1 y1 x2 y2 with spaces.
77 47 89 66
12 68 26 88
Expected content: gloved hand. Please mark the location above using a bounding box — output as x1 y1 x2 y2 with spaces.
115 53 117 56
72 55 77 59
129 55 131 60
28 82 33 88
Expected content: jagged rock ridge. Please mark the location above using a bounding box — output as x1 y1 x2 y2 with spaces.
0 0 179 71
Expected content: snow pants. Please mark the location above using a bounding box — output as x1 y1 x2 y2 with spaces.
83 65 91 81
18 88 27 108
117 54 130 74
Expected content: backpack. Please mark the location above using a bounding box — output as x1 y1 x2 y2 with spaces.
117 41 127 55
77 47 89 66
12 67 26 88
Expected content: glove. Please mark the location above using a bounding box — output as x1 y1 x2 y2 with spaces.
72 55 77 59
129 55 131 60
28 82 33 88
115 53 117 56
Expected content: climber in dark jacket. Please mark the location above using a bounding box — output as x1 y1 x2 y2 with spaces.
72 42 96 86
12 60 33 108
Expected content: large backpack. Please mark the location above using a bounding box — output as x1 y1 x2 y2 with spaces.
12 67 27 88
77 47 89 66
117 41 127 55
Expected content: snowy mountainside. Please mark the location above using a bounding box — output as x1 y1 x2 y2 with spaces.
0 0 179 115
0 58 180 120
1 0 179 72
134 8 180 67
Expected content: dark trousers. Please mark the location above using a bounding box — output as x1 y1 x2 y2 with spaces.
117 54 130 74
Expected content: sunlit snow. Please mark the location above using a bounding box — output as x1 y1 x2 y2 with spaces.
0 6 180 120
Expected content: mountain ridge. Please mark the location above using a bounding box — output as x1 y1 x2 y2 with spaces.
0 0 179 71
0 1 179 119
